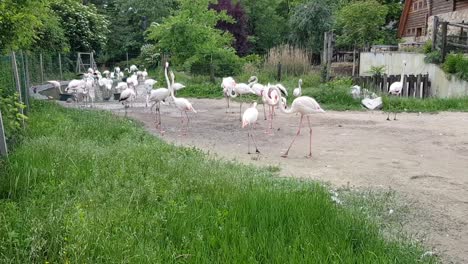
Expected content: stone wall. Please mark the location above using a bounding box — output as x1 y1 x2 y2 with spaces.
427 10 468 37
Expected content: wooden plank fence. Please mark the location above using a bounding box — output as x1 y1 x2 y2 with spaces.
353 74 431 98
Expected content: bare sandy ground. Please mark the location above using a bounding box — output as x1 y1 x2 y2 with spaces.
63 94 468 263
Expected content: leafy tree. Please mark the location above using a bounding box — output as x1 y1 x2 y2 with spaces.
51 0 109 53
210 0 250 56
288 0 333 53
243 0 288 54
147 0 242 76
0 0 49 52
335 0 388 49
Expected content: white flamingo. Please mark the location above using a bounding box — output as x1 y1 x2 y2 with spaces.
147 80 171 134
248 76 268 120
142 68 148 81
387 60 407 120
221 77 236 113
144 79 158 97
293 79 303 97
242 102 261 154
169 71 186 94
47 80 63 94
262 84 283 134
126 74 139 96
166 63 196 135
230 82 256 120
119 83 136 116
276 89 325 158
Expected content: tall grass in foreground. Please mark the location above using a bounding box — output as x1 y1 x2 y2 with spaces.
0 102 435 263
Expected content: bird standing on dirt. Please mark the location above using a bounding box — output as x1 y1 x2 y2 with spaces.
387 60 407 120
242 102 261 154
275 86 325 158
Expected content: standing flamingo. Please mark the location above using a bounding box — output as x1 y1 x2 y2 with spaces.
169 71 186 94
119 83 136 116
147 78 170 133
165 63 197 135
262 84 282 134
221 77 236 113
293 79 303 97
230 81 256 120
275 86 325 158
242 102 260 154
387 60 407 120
248 76 268 120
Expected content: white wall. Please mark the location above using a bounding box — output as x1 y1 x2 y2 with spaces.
359 52 468 98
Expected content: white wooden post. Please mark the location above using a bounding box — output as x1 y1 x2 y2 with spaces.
0 109 7 157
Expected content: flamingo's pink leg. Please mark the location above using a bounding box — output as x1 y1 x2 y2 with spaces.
281 115 304 158
307 116 313 158
250 125 260 153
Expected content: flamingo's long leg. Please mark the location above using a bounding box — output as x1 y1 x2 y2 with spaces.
247 130 251 154
184 111 190 134
307 116 313 158
263 103 267 120
282 115 304 158
250 126 260 153
239 101 243 120
394 112 397 120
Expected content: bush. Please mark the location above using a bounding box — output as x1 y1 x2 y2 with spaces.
422 40 432 54
424 51 442 64
368 65 386 77
443 53 468 81
184 49 243 77
0 87 27 145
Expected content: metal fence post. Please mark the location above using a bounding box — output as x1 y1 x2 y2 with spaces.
0 109 8 157
11 52 25 127
59 53 63 80
40 53 44 83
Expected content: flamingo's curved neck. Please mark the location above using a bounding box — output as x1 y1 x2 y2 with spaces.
165 65 175 99
400 64 406 83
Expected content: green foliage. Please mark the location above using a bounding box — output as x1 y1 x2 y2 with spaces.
0 1 48 52
424 51 442 64
0 101 436 263
443 53 468 81
147 0 242 76
383 96 468 112
423 40 433 54
335 0 388 49
288 0 333 53
0 88 26 144
51 0 109 53
368 65 386 77
243 0 288 54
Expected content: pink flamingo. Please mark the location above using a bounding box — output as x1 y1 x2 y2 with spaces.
262 84 283 134
274 86 325 158
165 63 197 136
242 102 260 154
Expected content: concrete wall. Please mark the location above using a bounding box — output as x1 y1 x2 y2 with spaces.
359 52 468 98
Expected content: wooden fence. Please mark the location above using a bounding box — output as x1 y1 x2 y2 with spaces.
353 74 431 98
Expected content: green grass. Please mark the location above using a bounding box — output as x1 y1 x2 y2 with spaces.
383 96 468 112
0 101 436 263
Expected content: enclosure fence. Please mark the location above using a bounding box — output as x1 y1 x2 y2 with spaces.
0 51 76 157
353 74 431 98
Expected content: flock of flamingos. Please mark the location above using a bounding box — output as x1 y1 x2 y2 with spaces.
48 60 407 158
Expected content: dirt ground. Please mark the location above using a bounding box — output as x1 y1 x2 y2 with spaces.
62 91 468 263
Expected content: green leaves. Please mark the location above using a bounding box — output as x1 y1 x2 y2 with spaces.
0 88 26 143
335 0 388 49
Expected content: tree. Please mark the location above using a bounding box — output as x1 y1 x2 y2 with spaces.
243 0 288 54
0 0 49 52
209 0 250 56
51 0 109 53
335 0 388 49
288 0 333 53
147 0 241 76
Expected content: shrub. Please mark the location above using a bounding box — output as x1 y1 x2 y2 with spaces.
424 51 442 64
422 40 432 54
443 53 468 81
0 87 27 145
368 65 386 77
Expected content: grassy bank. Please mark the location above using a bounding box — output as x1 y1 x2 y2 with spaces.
0 102 435 262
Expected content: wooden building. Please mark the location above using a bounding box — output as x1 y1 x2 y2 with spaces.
398 0 468 41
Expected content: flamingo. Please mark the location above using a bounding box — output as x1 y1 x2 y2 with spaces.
47 80 63 94
144 79 158 98
166 63 196 135
262 84 283 134
230 81 256 120
242 102 261 154
126 74 139 96
119 83 136 116
146 80 171 134
169 71 186 94
293 79 303 97
221 77 236 113
274 86 325 158
387 60 407 120
248 76 268 120
142 68 148 81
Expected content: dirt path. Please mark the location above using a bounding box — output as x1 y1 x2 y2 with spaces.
66 96 468 263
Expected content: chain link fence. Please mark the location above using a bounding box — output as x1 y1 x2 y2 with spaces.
0 51 76 156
